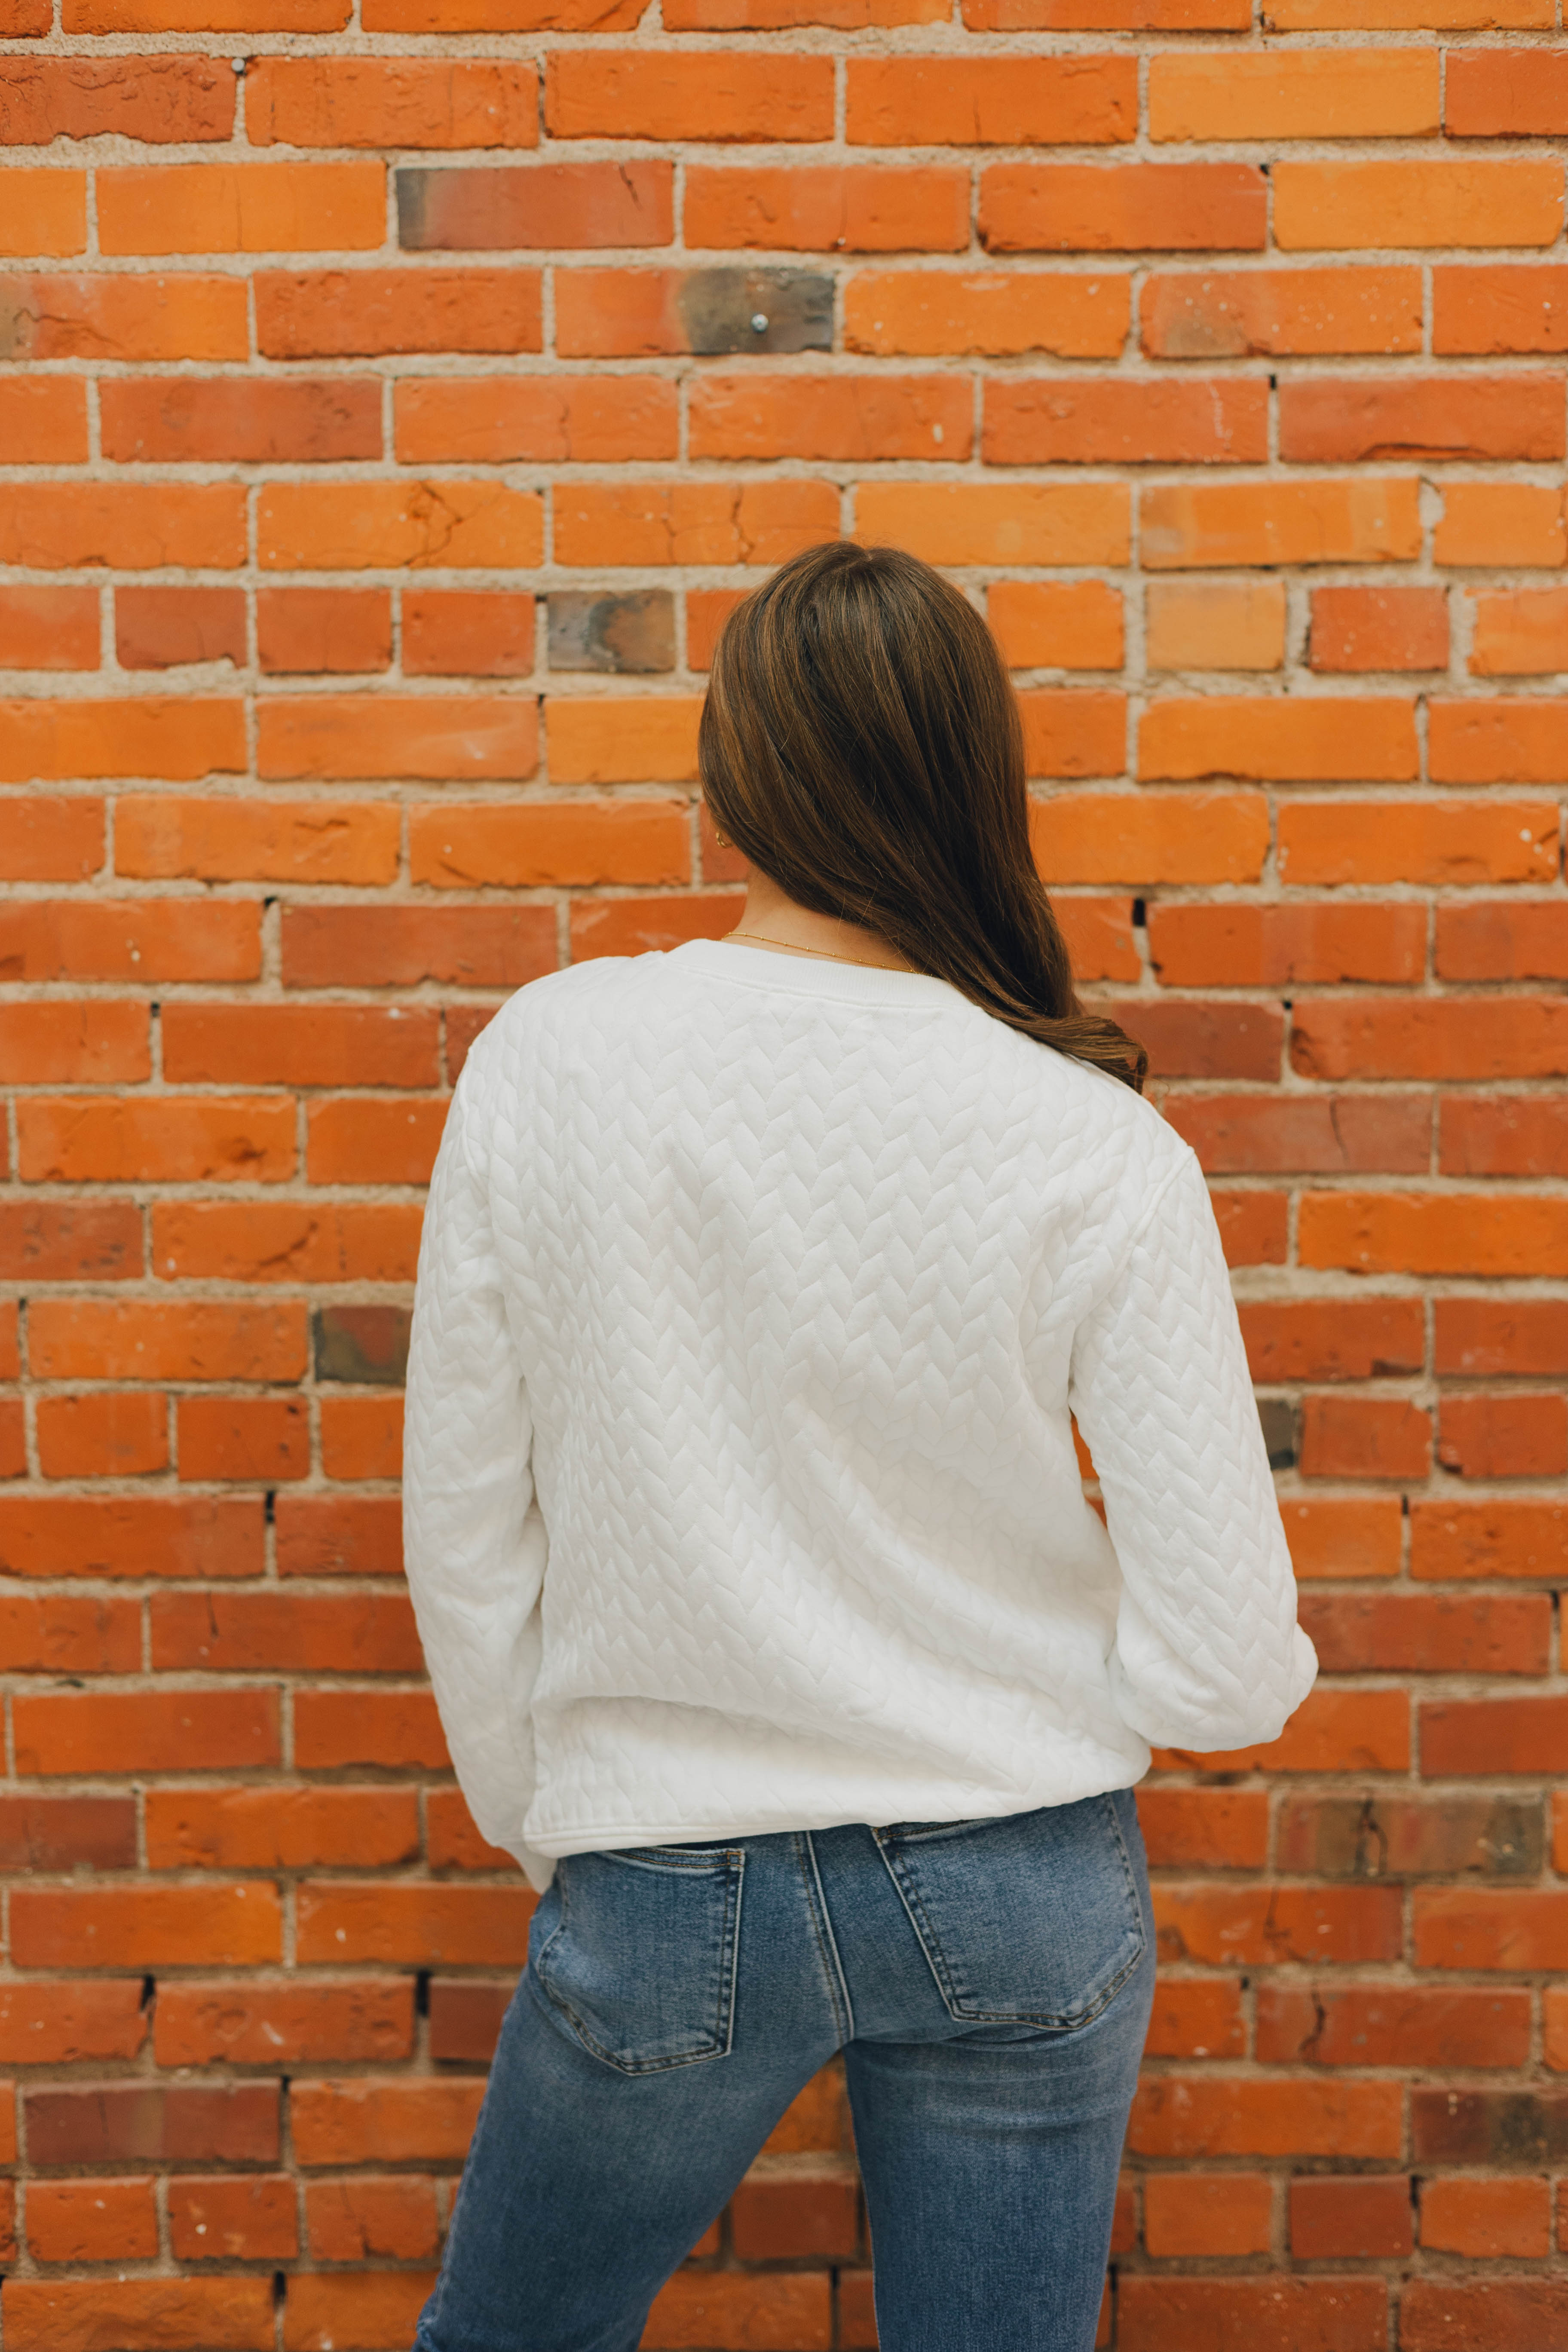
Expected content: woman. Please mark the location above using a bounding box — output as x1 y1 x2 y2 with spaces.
404 540 1316 2352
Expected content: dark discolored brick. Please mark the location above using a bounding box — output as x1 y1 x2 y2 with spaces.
1277 1794 1542 1880
314 1305 412 1387
1257 1397 1298 1470
679 268 833 357
0 1794 137 1871
428 1980 510 2066
25 2081 280 2169
548 590 675 676
1411 2088 1568 2167
398 162 672 252
116 588 245 672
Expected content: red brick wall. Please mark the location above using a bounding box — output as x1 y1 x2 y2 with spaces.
2 0 1567 2340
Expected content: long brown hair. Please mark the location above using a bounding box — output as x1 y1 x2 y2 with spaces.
699 540 1148 1093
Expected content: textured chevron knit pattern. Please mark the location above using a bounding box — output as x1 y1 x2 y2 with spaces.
404 937 1317 1890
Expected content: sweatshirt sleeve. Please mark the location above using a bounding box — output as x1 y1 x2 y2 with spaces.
1068 1143 1317 1754
402 1067 555 1892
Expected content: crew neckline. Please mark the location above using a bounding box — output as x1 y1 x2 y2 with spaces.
671 936 965 1011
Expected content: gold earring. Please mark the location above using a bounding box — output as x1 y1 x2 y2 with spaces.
714 827 731 848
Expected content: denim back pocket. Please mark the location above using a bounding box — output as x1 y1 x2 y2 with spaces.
874 1792 1145 2032
529 1844 746 2074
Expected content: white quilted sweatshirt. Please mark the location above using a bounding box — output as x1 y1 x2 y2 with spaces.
404 939 1317 1892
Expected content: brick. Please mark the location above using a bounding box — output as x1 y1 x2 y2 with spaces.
14 1687 280 1776
1421 2177 1551 2259
2 897 260 989
25 2079 280 2168
1400 2284 1568 2352
1434 264 1568 357
248 58 539 148
28 1298 306 1382
395 374 677 463
295 1689 447 1770
671 0 943 18
1140 697 1417 782
1447 49 1568 136
986 377 1264 466
12 1884 282 1969
859 482 1127 567
306 2177 440 2262
291 2076 488 2166
1470 587 1568 675
1239 1298 1424 1382
99 162 383 257
1306 1191 1568 1278
2 2282 274 2352
1292 998 1568 1082
1300 1593 1550 1674
1149 47 1437 139
0 1200 141 1280
259 481 542 574
284 2275 445 2352
1154 1883 1402 1964
549 589 674 674
315 1308 411 1388
0 172 87 257
37 1392 169 1479
154 1979 413 2067
989 582 1124 671
1310 585 1449 672
169 2175 298 2263
285 904 551 989
257 270 542 358
1273 160 1563 250
1143 2173 1272 2256
1030 791 1267 885
1259 1984 1531 2068
1289 2177 1412 2260
0 1797 138 1873
846 269 1128 356
361 0 638 22
1439 1391 1567 1477
1142 477 1421 568
644 2274 832 2352
1117 999 1280 1082
1422 1695 1568 1778
1268 0 1549 20
0 1978 146 2063
426 1789 520 1871
1136 1786 1268 1869
688 168 966 255
1283 374 1564 464
1151 904 1423 986
258 695 536 786
103 376 380 464
154 1200 420 1283
546 696 701 785
257 589 392 675
558 480 837 566
18 1096 292 1185
546 52 833 142
692 372 972 463
398 161 671 250
66 0 350 22
1142 264 1422 358
1128 2077 1402 2159
0 1495 264 1579
1413 2090 1568 2166
176 1394 309 1482
1412 1500 1568 1582
147 1791 420 1875
115 799 399 889
1436 1297 1568 1376
2 693 245 783
965 0 1248 18
980 163 1266 253
0 1002 149 1083
0 587 99 672
1146 580 1285 671
1432 695 1568 784
307 1098 451 1185
162 1004 437 1087
427 1980 510 2062
556 267 831 358
405 591 537 677
731 2165 859 2259
0 55 233 144
276 1493 401 1577
847 56 1134 145
0 270 247 359
0 379 89 465
1434 482 1567 567
1154 1687 1409 1773
1277 800 1556 888
296 1882 532 1967
321 1393 402 1480
116 587 245 672
26 2177 159 2264
410 799 688 889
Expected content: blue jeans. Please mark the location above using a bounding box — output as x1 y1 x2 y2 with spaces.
414 1789 1155 2352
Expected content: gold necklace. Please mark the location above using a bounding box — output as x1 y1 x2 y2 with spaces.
725 928 912 974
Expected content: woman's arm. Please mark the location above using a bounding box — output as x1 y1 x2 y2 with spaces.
403 1071 554 1890
1069 1145 1317 1754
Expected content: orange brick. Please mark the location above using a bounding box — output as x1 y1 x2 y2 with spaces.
395 376 677 464
0 270 247 359
257 269 542 358
556 481 839 567
304 1100 452 1187
321 1395 403 1480
285 2274 438 2352
965 0 1249 19
1412 1499 1568 1581
15 1687 279 1776
410 799 687 889
553 266 831 358
98 163 384 256
1150 48 1437 140
1421 2177 1551 2259
1142 477 1421 569
3 2285 276 2351
1128 2076 1402 2160
988 582 1124 671
36 1393 169 1479
290 2076 486 2165
1439 1392 1567 1479
0 171 87 259
306 2177 439 2263
247 57 539 148
570 894 745 963
153 1200 420 1283
1441 1097 1568 1179
0 1593 141 1672
295 1689 446 1770
985 377 1265 465
0 588 100 673
1267 0 1549 21
1274 160 1563 251
115 794 399 885
857 481 1127 567
1310 586 1449 672
1141 264 1422 358
1279 800 1557 888
1143 2174 1273 2256
847 56 1135 145
0 697 244 786
691 373 972 462
1446 48 1568 136
845 269 1129 358
547 698 701 785
1150 903 1423 986
258 480 542 573
0 797 104 882
177 1396 310 1482
1434 264 1568 357
296 1885 533 1968
258 695 537 784
0 485 244 573
398 160 671 252
65 0 349 22
1146 580 1286 671
545 52 833 141
687 588 750 671
168 2176 298 2263
147 1794 418 1875
1290 2177 1413 2260
980 164 1265 253
257 588 392 675
161 1004 436 1088
1020 691 1125 778
1281 375 1565 464
686 167 967 254
26 2179 159 2265
1154 1686 1410 1773
0 379 89 466
102 376 381 465
670 0 944 18
1301 1192 1568 1280
404 591 536 677
1030 791 1268 885
10 1882 282 1968
0 1002 148 1084
1140 697 1417 782
1470 587 1568 675
1435 483 1567 568
0 1494 265 1580
361 0 638 24
28 1298 306 1383
1430 696 1568 784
